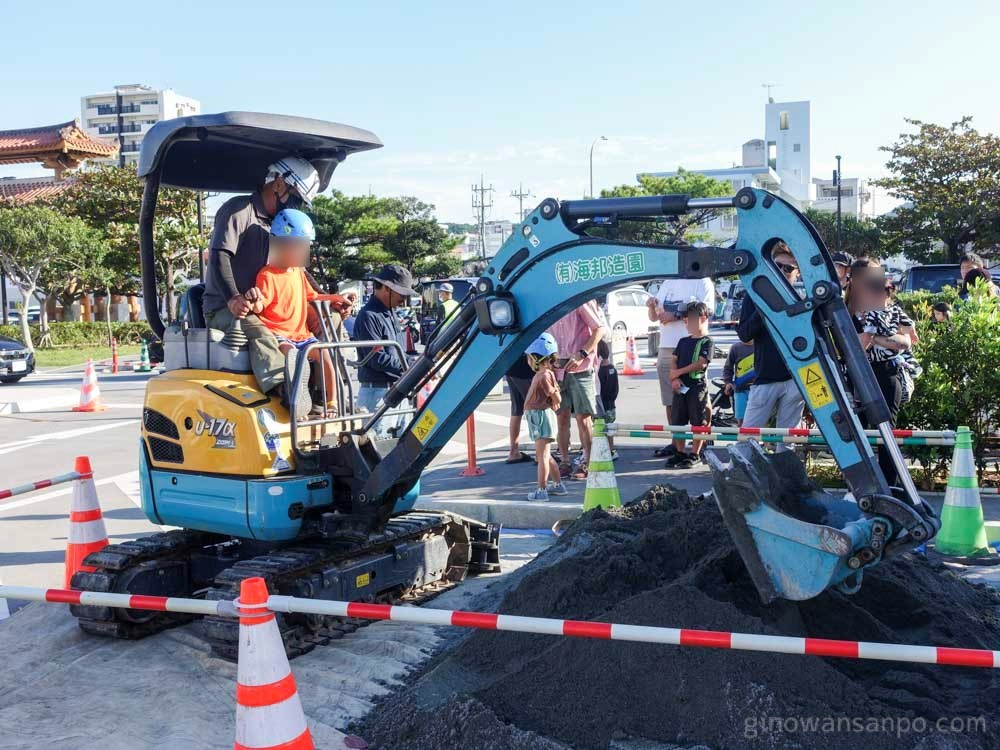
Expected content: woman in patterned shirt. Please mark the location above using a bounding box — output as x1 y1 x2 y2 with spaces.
847 259 919 487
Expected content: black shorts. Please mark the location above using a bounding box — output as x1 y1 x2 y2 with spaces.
506 375 533 418
671 386 708 427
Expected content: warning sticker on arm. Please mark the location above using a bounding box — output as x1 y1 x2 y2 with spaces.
797 363 834 409
412 408 439 444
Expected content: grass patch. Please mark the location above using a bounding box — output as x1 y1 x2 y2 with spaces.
34 345 142 369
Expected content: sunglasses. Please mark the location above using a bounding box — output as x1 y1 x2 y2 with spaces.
862 278 890 293
776 262 798 275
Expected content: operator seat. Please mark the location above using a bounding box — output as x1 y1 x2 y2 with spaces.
162 283 252 373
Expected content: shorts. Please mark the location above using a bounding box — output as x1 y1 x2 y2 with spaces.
506 375 532 418
526 408 557 441
656 347 675 407
734 390 749 421
276 335 319 351
559 370 597 416
671 386 708 427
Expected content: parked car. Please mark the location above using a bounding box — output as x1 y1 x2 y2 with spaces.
0 335 34 383
896 264 1000 293
4 309 40 325
601 285 653 340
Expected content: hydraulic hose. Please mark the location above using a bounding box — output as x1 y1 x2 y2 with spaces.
139 173 165 338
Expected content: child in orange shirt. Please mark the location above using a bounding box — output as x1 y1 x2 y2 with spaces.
245 209 350 418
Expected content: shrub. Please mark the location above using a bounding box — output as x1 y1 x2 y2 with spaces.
898 285 1000 476
0 321 153 347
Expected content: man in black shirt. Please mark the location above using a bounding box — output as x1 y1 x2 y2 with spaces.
737 242 806 448
666 302 714 469
202 157 321 395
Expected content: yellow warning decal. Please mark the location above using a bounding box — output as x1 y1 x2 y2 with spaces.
412 408 438 444
798 363 834 409
356 572 371 588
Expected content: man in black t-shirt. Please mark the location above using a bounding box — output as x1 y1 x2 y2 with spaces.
666 302 714 469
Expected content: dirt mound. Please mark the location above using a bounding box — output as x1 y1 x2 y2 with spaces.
359 486 1000 750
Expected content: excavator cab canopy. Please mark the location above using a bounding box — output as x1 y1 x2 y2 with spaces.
137 111 383 335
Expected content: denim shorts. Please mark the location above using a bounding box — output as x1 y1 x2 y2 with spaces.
276 335 319 351
526 408 557 441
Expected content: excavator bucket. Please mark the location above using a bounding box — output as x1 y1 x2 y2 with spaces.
706 441 876 604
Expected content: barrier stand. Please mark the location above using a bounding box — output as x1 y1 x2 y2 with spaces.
72 360 106 413
111 337 119 375
4 583 999 669
64 456 109 587
459 414 486 477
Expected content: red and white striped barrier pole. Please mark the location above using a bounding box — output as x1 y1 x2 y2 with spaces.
0 469 89 502
7 585 994 669
458 414 486 477
609 423 957 441
111 337 119 375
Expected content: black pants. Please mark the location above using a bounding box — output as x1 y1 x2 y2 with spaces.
864 359 903 487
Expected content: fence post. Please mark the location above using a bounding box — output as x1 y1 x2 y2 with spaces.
459 414 486 477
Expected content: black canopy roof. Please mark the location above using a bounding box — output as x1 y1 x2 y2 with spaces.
137 111 382 193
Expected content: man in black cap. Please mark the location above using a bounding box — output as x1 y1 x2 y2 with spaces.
832 251 854 289
352 264 417 438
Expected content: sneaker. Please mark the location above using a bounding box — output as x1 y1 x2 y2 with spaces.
665 452 691 468
610 449 620 462
570 465 588 481
547 481 568 496
526 488 549 501
654 445 677 458
673 455 697 469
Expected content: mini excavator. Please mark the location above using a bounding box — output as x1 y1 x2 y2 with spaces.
70 112 939 658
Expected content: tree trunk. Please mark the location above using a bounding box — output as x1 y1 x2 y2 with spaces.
18 284 35 351
60 295 79 321
37 292 52 348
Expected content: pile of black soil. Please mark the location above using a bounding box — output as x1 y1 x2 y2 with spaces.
359 486 1000 749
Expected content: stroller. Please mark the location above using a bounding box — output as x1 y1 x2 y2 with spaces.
709 377 738 427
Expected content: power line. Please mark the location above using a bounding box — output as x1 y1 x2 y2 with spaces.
471 175 494 260
510 182 533 221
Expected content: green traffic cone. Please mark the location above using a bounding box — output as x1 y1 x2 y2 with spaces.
583 419 621 511
137 341 152 372
934 426 992 557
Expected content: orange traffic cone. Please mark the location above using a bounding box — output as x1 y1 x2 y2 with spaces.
416 377 437 409
64 456 108 587
234 577 314 750
72 359 106 412
622 336 645 376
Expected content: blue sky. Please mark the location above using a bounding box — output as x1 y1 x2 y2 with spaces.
2 0 998 221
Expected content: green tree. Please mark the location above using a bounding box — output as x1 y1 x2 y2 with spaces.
0 205 106 350
802 208 883 259
310 192 459 284
876 118 1000 263
898 286 1000 477
57 163 205 318
598 170 733 245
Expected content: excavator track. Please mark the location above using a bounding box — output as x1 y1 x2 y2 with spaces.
68 511 497 659
69 529 224 639
200 511 475 661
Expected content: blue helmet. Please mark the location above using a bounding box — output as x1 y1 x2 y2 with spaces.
526 332 558 358
270 209 315 240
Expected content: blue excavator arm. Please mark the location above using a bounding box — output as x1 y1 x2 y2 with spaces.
331 187 938 602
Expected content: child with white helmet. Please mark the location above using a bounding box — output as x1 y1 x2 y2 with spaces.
522 333 569 501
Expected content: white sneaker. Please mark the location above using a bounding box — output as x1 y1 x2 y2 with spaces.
547 481 568 496
526 488 549 501
610 449 620 462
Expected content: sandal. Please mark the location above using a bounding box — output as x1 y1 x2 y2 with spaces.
504 452 535 465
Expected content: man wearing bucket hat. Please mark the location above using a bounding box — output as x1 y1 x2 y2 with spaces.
352 263 418 438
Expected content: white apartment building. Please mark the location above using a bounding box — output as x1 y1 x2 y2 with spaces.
80 84 200 166
810 176 873 220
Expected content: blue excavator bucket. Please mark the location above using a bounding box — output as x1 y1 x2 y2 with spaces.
706 441 878 604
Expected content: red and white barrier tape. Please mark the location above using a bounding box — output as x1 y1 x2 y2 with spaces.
609 423 956 440
0 470 90 502
3 585 996 669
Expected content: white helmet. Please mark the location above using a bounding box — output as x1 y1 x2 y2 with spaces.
265 156 320 206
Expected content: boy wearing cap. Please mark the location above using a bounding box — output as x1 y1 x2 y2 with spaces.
352 264 418 438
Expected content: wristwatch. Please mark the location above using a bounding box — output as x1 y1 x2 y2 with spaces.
577 349 589 360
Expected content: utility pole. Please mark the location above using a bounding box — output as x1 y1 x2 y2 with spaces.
471 175 494 261
510 183 533 220
834 155 843 253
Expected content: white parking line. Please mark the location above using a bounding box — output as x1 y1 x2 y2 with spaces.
0 419 138 457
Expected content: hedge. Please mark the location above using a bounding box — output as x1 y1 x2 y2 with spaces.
0 321 154 347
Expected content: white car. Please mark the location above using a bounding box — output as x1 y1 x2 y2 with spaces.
600 285 653 340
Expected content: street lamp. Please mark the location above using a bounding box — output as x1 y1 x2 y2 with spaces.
589 135 607 199
835 155 842 253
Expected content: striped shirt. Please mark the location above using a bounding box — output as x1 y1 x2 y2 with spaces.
860 305 913 363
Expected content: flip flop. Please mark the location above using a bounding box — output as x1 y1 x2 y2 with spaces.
504 452 535 464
